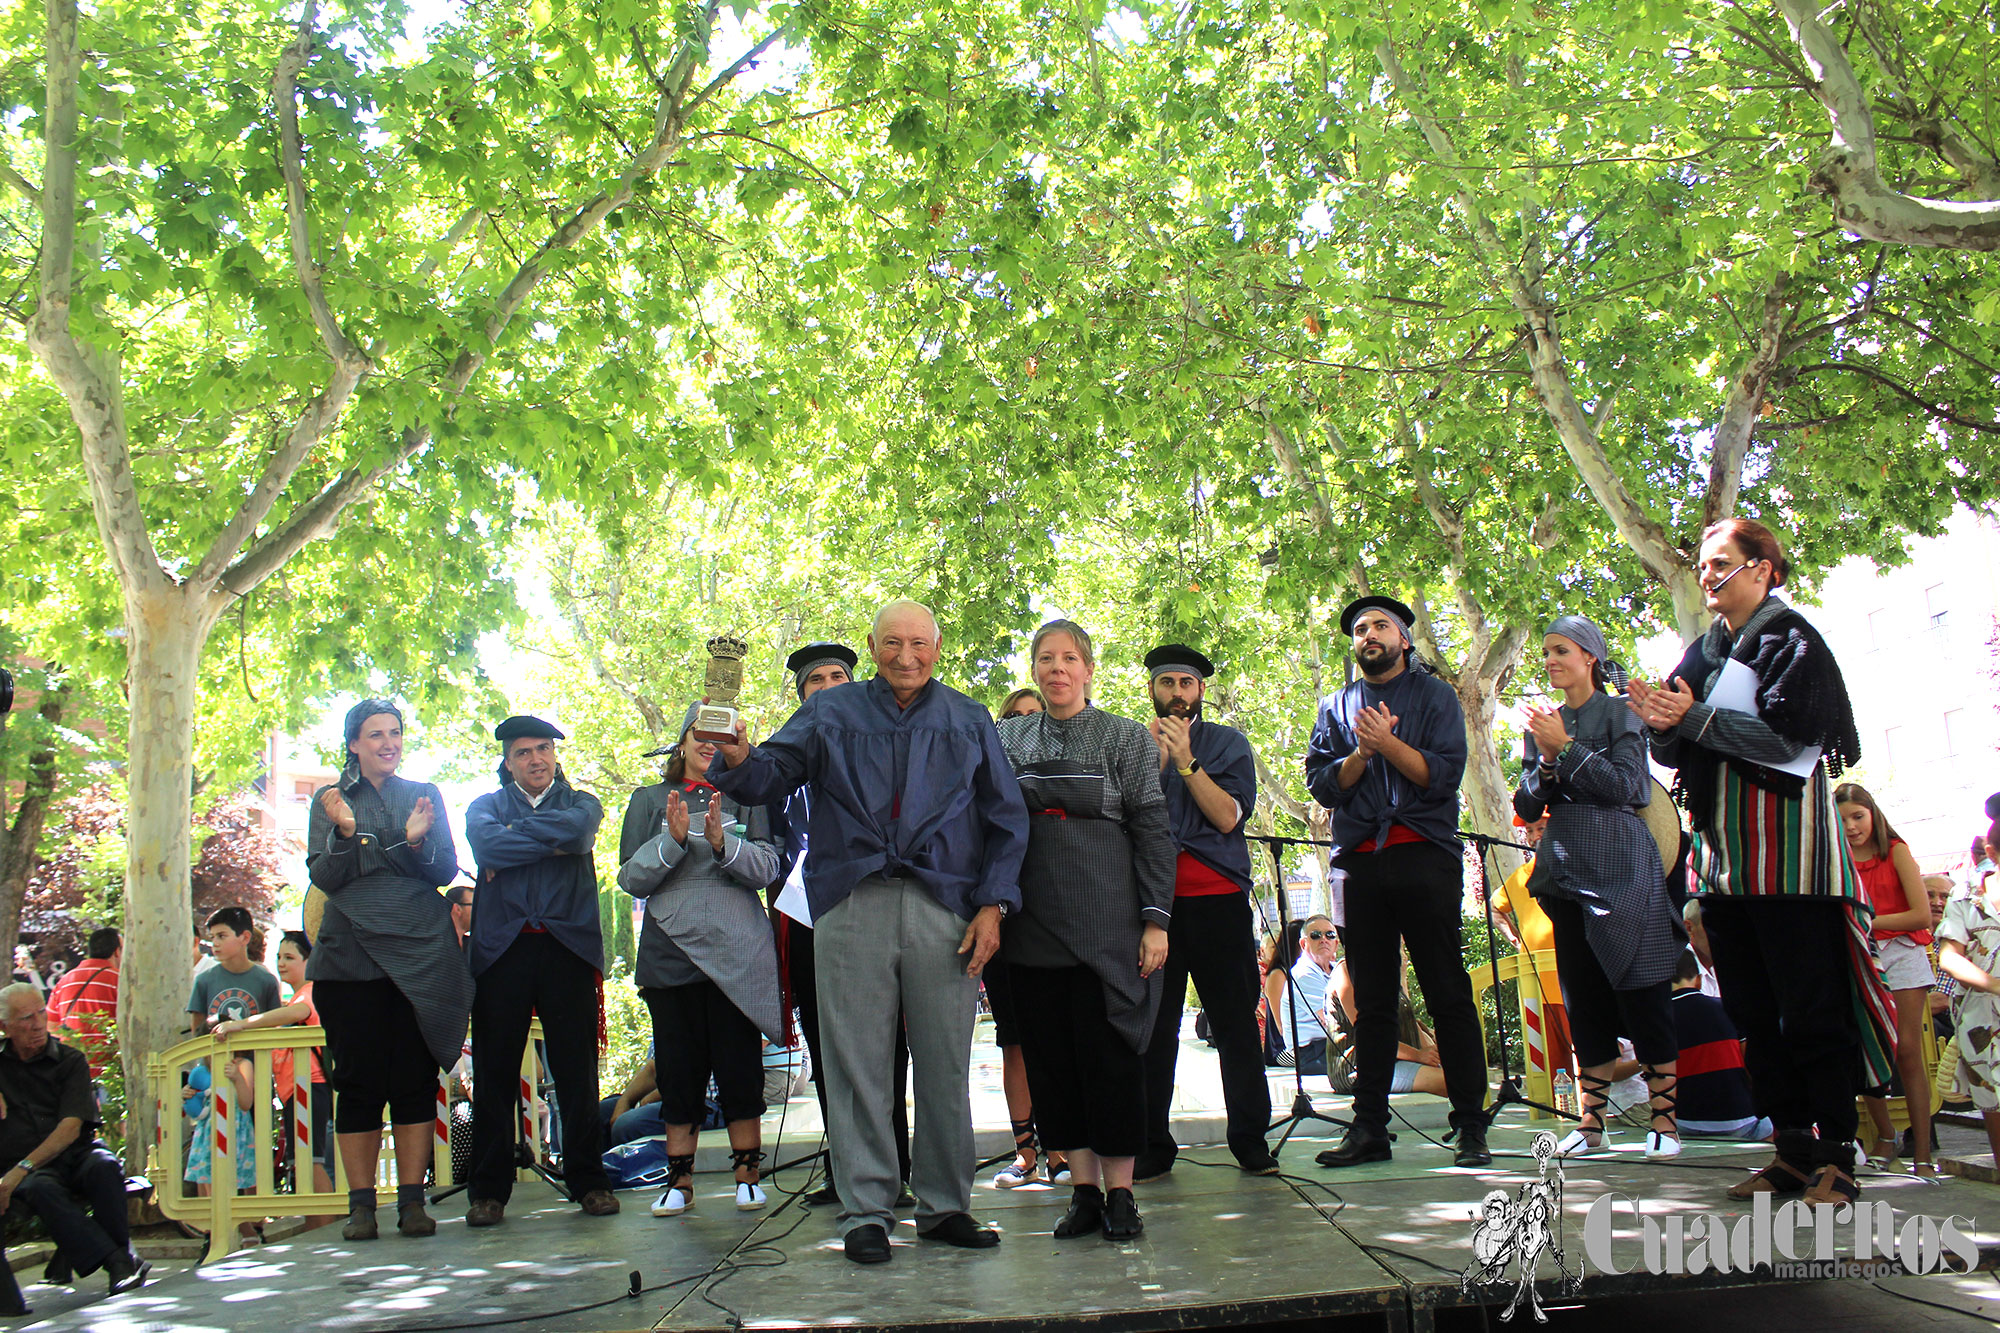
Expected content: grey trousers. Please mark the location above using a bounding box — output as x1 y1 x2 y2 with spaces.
815 875 979 1236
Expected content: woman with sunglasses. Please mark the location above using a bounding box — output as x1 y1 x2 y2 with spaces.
1630 518 1893 1206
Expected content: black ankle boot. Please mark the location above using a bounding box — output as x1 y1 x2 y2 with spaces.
1101 1187 1143 1241
1053 1184 1104 1239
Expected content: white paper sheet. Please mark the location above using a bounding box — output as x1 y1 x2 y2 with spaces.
776 854 813 926
1705 658 1823 779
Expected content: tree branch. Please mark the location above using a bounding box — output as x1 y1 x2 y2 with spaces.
24 0 163 595
1704 269 1790 528
1260 409 1339 538
221 0 770 602
1375 34 1706 636
0 162 40 207
1793 360 2000 435
1773 0 2000 250
554 548 669 735
272 0 371 373
1847 0 2000 198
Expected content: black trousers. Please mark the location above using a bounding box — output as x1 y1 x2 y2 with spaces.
6 1141 131 1275
784 917 828 1118
316 976 439 1131
470 932 610 1202
788 919 912 1179
1012 963 1145 1157
1701 895 1860 1170
643 979 767 1126
1541 895 1677 1067
1141 892 1271 1163
1340 841 1488 1133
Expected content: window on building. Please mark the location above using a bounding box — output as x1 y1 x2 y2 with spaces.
293 780 315 798
1944 709 1966 758
1927 583 1949 630
1868 608 1891 651
1884 725 1905 767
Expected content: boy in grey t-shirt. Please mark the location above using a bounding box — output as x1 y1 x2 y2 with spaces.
187 907 281 1033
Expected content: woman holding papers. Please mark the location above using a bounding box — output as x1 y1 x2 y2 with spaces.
1630 518 1893 1207
618 702 784 1218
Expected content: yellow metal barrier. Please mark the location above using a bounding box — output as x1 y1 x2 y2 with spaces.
146 1020 550 1264
1468 949 1562 1122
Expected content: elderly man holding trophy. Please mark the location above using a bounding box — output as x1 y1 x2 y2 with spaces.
710 601 1030 1266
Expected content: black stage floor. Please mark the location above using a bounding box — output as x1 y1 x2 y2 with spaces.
16 1100 2000 1333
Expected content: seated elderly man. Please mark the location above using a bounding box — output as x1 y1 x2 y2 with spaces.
0 983 147 1300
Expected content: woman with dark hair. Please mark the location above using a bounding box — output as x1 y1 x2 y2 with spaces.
215 930 334 1212
1837 781 1937 1172
997 621 1174 1241
618 703 785 1217
1514 615 1683 1159
306 699 472 1241
1630 519 1894 1205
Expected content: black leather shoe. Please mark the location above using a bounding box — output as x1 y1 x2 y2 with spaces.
918 1212 1000 1248
1235 1148 1281 1176
804 1181 840 1206
104 1253 150 1295
844 1223 892 1264
1131 1152 1175 1184
1453 1123 1493 1169
1053 1184 1104 1239
1101 1187 1143 1241
1316 1129 1393 1168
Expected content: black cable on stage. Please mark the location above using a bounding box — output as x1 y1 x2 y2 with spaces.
351 1268 703 1333
1865 1269 2000 1319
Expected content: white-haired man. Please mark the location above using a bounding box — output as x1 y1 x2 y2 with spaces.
713 601 1029 1265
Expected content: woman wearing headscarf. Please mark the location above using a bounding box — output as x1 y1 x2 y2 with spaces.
306 699 472 1241
1630 518 1894 1205
1513 615 1683 1159
618 703 785 1217
996 621 1174 1242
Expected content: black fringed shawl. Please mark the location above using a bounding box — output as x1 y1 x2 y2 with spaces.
1669 598 1861 831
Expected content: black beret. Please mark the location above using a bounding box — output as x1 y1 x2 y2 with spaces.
785 642 859 675
1144 644 1215 679
494 715 565 744
1339 595 1417 637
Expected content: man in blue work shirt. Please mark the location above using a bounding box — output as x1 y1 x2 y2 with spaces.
1305 596 1490 1170
714 600 1029 1265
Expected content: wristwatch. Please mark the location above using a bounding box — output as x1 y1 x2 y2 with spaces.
993 901 1011 919
13 1158 33 1176
1177 757 1202 778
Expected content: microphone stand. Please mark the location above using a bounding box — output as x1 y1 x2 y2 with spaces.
1250 835 1351 1158
1462 828 1573 1125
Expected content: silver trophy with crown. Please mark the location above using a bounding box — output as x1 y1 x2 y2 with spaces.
691 635 750 744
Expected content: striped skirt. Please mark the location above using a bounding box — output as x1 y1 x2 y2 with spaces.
1690 761 1897 1087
